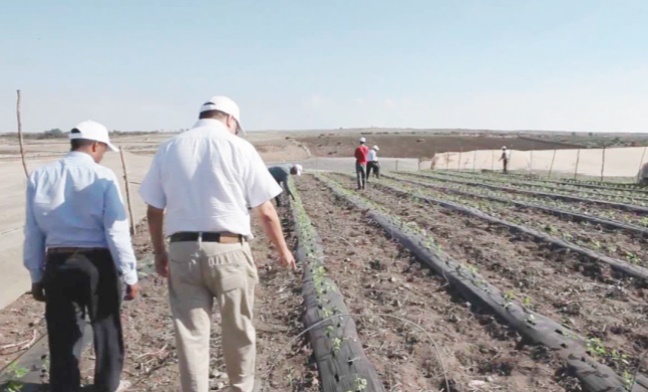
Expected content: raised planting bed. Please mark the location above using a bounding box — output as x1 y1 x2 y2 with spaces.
403 172 648 214
368 175 648 281
288 179 384 392
315 173 648 392
385 173 648 239
434 170 648 195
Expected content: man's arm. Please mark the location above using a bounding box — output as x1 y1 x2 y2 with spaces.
280 179 295 200
253 201 295 269
104 176 139 299
23 177 46 301
146 205 169 277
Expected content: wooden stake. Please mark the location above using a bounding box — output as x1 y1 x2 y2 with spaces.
574 149 581 180
457 147 463 170
472 150 477 172
600 146 606 182
637 146 647 183
548 149 557 178
491 150 495 171
119 148 136 235
16 90 28 178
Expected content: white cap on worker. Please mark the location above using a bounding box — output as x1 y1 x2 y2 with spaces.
293 163 303 176
502 146 507 150
359 137 366 143
200 96 243 133
373 145 379 151
69 120 118 152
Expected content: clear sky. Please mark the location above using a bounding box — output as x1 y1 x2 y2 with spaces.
2 0 647 133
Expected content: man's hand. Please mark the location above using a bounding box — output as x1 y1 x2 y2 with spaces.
278 248 297 270
155 252 170 278
124 283 139 301
31 283 45 302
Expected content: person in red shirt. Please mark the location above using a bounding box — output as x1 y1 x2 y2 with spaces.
354 137 370 190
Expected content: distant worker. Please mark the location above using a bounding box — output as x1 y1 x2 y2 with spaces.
638 162 648 186
354 137 369 190
23 121 138 392
498 146 510 174
366 145 380 181
268 163 303 206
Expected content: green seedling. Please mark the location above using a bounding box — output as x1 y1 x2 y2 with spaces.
331 337 342 354
522 296 532 308
503 290 515 309
586 337 607 357
324 325 335 338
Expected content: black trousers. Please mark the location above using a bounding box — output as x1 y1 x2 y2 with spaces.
366 161 380 179
44 249 124 392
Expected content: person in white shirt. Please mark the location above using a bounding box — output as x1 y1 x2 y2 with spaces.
139 96 296 392
23 121 137 392
366 145 380 181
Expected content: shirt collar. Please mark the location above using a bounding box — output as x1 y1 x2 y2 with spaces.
65 151 96 163
193 118 230 132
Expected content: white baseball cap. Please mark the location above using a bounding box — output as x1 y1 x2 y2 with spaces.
359 137 366 143
69 120 118 152
293 163 303 176
373 145 379 151
200 96 243 133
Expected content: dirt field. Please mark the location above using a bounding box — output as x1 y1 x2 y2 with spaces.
295 134 583 160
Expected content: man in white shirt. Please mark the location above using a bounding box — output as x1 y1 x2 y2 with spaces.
23 121 138 392
139 96 296 392
366 145 380 181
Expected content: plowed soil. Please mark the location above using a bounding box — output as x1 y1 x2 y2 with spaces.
296 174 576 391
324 172 648 379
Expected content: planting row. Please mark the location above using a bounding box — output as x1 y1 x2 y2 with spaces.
431 170 648 199
315 173 648 391
287 179 384 392
408 171 648 210
394 172 648 228
381 174 648 267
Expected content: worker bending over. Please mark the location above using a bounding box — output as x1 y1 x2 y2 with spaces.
268 163 303 206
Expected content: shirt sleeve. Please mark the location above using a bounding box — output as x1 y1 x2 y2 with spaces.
104 173 138 285
244 147 282 208
23 174 46 284
138 148 167 209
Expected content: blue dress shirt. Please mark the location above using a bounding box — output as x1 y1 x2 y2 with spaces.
23 152 138 285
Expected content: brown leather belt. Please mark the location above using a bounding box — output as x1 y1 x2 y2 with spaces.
47 247 107 255
170 232 245 244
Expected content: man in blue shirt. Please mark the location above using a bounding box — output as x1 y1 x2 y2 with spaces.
23 121 138 392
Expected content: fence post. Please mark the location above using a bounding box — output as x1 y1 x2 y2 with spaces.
445 154 449 170
119 149 136 235
548 149 557 178
600 146 606 182
472 150 477 172
16 90 28 178
574 149 581 180
530 149 534 173
637 146 647 183
395 160 399 172
457 148 462 171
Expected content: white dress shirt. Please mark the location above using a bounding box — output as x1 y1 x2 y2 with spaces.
368 150 378 162
23 152 138 284
138 119 282 237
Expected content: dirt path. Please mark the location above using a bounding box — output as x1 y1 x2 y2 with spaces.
296 175 574 391
325 172 648 377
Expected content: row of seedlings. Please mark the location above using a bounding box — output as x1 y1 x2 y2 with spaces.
287 179 384 392
360 174 648 281
434 170 648 196
383 173 648 238
400 172 648 213
314 173 648 392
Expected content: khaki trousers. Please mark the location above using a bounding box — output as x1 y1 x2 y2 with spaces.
168 240 258 392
